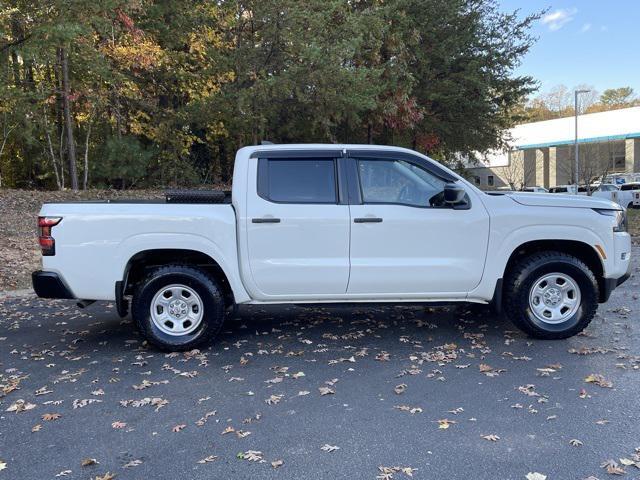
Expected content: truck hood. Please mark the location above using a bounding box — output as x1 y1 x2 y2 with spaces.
504 192 621 210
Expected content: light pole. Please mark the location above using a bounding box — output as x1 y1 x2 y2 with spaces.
574 89 591 194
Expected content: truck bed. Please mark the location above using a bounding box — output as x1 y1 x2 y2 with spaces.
43 190 232 205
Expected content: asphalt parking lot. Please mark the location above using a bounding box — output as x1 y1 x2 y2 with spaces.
1 249 639 480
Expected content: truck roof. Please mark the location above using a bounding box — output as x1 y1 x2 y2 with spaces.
237 144 461 185
238 143 432 156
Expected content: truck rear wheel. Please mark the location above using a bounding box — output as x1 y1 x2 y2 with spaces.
132 265 225 351
503 251 599 339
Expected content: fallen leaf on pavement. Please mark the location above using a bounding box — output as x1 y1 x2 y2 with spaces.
239 450 263 462
394 405 422 414
318 386 334 396
394 384 407 395
42 413 61 421
601 459 625 475
93 473 116 480
6 399 36 413
525 474 546 480
585 374 613 388
265 394 284 405
321 444 340 453
197 455 218 464
437 419 456 429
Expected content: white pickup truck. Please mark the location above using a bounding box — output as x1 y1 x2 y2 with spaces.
33 144 632 350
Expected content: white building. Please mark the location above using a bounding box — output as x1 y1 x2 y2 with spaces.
468 106 640 189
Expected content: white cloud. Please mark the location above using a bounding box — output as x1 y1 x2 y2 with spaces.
600 25 609 32
580 23 592 33
541 8 578 31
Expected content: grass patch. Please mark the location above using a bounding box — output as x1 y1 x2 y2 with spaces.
628 208 640 239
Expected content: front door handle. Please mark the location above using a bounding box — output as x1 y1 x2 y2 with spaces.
354 217 383 223
252 217 281 223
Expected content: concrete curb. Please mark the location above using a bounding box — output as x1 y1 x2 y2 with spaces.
0 289 34 299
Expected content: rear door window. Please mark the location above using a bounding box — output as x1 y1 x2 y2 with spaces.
258 159 337 203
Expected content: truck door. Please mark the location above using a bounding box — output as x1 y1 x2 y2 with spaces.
346 153 490 295
244 153 350 297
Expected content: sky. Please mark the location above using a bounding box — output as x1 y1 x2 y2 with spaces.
499 0 639 97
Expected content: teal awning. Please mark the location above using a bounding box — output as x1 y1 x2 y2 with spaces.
517 132 640 150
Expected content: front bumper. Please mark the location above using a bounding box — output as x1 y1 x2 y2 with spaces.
32 271 75 299
600 263 632 303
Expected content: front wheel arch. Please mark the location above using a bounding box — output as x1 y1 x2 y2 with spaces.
501 240 606 302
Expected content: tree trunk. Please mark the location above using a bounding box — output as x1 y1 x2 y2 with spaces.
59 128 65 188
0 126 14 188
60 47 78 191
83 119 92 190
42 110 62 190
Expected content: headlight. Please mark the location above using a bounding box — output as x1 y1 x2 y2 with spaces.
594 208 627 232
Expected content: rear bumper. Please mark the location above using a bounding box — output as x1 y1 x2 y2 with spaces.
32 271 75 299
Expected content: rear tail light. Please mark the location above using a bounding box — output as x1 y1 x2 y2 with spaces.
38 216 62 256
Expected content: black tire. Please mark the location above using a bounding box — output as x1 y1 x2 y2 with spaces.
503 251 599 339
132 265 225 351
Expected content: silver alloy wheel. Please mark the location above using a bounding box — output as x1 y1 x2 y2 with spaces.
150 284 204 336
528 272 581 324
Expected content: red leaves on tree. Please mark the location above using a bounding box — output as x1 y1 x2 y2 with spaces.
416 132 440 152
384 93 424 131
116 9 143 39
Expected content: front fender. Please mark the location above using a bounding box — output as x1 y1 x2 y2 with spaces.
469 224 606 301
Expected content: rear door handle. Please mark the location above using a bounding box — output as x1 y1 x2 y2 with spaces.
252 217 281 223
354 217 383 223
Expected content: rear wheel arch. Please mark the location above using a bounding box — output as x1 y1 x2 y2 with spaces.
121 249 235 306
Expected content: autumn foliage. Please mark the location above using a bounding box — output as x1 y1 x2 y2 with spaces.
0 0 540 189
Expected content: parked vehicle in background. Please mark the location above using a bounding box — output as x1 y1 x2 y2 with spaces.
582 184 621 206
619 182 640 209
549 184 625 208
521 186 549 193
549 185 577 194
32 144 631 350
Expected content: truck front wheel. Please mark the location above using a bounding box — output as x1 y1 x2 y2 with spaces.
503 252 599 339
132 265 225 351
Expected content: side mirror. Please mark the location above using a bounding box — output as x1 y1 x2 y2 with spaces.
443 183 467 206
